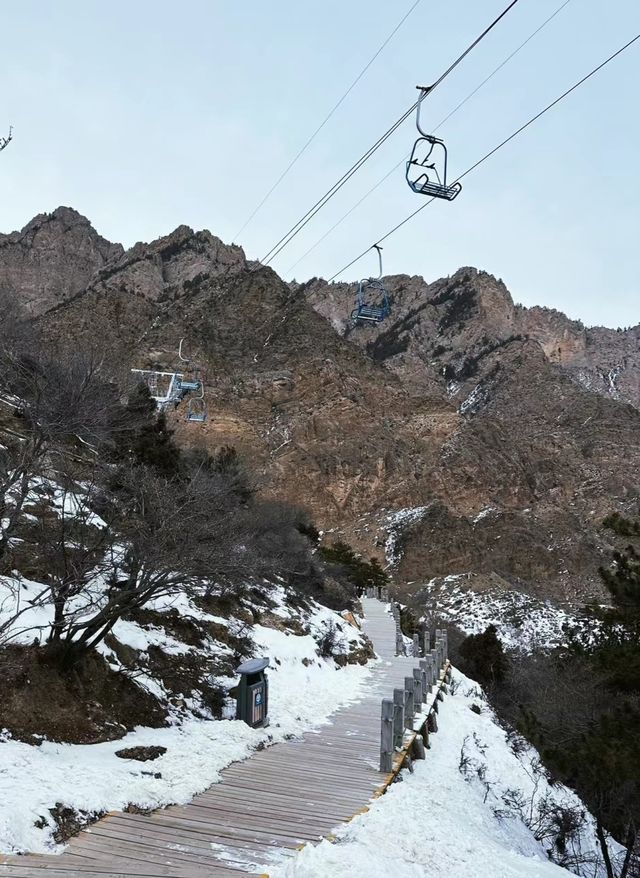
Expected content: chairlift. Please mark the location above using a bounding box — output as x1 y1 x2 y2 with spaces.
177 338 203 392
132 338 208 424
179 373 202 393
350 245 391 325
186 381 207 422
406 88 461 201
186 399 207 423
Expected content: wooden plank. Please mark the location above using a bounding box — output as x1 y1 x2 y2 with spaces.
91 816 273 865
0 854 206 876
66 836 214 876
69 831 245 875
193 793 353 823
147 810 314 848
172 799 339 832
0 866 215 878
183 785 365 818
105 814 277 860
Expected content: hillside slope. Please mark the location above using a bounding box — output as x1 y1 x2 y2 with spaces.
2 209 639 606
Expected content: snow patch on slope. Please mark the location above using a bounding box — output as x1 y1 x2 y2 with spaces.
384 506 430 566
420 576 574 651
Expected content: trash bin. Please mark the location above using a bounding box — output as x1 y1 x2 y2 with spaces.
235 657 269 728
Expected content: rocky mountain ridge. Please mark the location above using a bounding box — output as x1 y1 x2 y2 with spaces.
1 207 639 606
305 269 640 410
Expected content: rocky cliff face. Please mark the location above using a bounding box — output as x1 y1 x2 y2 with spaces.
305 268 640 410
3 209 639 606
0 207 123 315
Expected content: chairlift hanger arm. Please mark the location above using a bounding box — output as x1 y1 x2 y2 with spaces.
373 243 383 280
0 126 13 151
415 88 444 142
178 337 190 363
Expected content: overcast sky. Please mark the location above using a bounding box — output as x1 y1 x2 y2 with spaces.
1 0 638 327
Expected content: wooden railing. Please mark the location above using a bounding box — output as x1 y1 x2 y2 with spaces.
379 623 450 778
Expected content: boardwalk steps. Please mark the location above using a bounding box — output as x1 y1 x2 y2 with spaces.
0 599 449 878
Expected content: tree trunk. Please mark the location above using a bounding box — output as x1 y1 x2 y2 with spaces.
619 825 636 878
596 818 615 878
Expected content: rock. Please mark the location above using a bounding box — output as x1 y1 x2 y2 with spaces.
114 745 167 762
0 207 123 315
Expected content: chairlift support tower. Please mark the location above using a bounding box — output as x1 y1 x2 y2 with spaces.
130 337 208 424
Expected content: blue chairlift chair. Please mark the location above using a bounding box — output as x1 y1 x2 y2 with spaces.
350 245 391 325
406 87 462 201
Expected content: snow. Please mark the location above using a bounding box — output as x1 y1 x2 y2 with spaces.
420 575 575 651
0 574 53 645
459 383 488 415
267 672 615 878
109 617 191 655
384 506 430 566
253 620 370 738
473 505 498 524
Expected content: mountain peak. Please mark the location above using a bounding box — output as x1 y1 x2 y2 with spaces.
0 207 123 315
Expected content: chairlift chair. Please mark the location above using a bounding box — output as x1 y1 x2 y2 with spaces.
186 399 207 423
406 87 461 201
177 338 203 392
178 375 202 393
351 245 391 325
185 372 206 422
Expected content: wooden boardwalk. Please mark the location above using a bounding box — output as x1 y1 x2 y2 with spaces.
0 599 436 878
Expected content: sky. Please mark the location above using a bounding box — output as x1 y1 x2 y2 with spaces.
0 0 638 328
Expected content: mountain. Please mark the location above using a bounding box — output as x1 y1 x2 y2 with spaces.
0 207 123 315
2 209 639 608
305 268 640 410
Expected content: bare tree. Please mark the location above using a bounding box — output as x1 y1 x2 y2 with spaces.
52 460 258 660
0 337 146 571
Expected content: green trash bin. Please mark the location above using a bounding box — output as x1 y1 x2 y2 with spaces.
235 657 270 728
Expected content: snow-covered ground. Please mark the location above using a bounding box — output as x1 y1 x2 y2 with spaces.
420 574 577 651
0 576 373 854
383 506 431 566
267 672 618 878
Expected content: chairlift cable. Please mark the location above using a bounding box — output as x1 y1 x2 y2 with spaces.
286 0 572 275
232 0 424 242
327 31 640 282
259 0 522 268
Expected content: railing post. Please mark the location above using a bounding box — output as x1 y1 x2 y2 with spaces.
423 654 431 689
404 677 414 730
413 667 424 708
412 633 420 657
395 630 404 656
380 698 394 772
392 688 404 749
418 660 429 697
421 626 429 657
